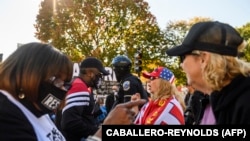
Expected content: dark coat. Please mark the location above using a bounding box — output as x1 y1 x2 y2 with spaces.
211 75 250 124
185 75 250 125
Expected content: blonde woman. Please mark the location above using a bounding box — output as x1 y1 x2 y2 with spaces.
167 21 250 124
133 67 185 125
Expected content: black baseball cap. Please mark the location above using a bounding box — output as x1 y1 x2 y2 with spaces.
80 57 109 75
166 21 243 57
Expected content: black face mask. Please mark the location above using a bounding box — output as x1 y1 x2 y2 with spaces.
114 67 129 82
91 77 102 89
114 69 122 82
37 82 67 114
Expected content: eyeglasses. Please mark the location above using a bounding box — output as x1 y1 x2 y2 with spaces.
179 52 200 63
49 76 71 90
179 55 186 63
95 72 103 79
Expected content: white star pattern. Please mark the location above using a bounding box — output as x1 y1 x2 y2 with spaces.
160 68 175 84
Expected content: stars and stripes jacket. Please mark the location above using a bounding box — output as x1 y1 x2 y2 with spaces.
134 96 185 125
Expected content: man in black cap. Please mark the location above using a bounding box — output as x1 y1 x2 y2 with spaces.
61 57 109 141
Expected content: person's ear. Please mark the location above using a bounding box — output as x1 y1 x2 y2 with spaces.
200 52 210 68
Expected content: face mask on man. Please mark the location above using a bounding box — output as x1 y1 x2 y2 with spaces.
91 76 102 89
37 82 67 114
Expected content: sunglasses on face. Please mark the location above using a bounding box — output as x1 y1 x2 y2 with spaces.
179 55 186 63
95 72 103 79
179 52 200 63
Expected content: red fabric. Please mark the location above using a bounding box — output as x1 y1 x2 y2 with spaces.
134 96 184 125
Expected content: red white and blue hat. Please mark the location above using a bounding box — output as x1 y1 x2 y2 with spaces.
142 67 175 84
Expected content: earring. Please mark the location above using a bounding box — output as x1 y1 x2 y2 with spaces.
18 93 25 99
18 89 25 99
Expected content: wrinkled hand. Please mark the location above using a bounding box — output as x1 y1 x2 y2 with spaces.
103 99 146 125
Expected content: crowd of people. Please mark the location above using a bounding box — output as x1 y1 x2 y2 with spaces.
0 20 250 141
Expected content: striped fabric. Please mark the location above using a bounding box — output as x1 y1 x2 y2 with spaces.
134 96 185 125
62 78 91 113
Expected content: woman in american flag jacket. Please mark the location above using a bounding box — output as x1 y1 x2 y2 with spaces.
133 67 186 125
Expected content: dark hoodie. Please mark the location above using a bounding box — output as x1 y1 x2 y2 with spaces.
185 75 250 125
210 75 250 124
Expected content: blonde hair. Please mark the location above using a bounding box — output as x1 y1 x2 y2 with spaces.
193 21 250 91
194 42 250 91
151 79 186 111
